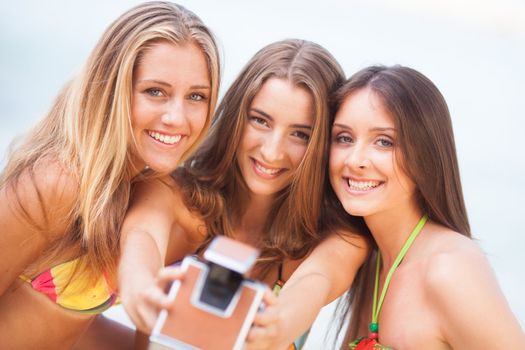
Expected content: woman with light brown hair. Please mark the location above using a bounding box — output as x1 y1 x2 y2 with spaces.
119 39 369 349
0 2 220 348
329 65 525 349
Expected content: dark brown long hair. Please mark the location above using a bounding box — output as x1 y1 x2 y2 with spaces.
175 39 365 277
333 65 471 345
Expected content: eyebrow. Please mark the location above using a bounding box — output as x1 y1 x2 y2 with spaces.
371 127 396 133
250 108 312 130
333 123 351 130
332 123 396 133
137 79 210 90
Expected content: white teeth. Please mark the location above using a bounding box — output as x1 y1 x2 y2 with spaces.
254 161 280 175
347 179 380 190
148 131 182 145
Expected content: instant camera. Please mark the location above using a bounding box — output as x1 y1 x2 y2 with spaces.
148 236 267 350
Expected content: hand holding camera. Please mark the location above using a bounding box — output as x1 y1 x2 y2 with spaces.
149 236 268 350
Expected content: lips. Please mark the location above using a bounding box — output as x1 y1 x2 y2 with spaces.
347 178 381 190
147 130 183 145
250 157 287 179
343 176 384 193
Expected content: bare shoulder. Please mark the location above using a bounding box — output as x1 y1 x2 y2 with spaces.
420 227 499 317
167 176 206 240
423 229 487 290
1 157 78 238
419 228 525 347
129 175 205 241
0 158 78 291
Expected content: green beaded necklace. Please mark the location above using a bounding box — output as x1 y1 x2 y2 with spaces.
351 214 428 350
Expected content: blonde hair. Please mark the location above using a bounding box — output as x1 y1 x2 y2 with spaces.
176 39 361 276
1 1 220 283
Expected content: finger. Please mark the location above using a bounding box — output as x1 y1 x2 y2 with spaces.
156 266 185 286
253 306 279 327
142 286 172 309
261 289 278 306
246 325 266 343
155 267 185 297
133 303 160 334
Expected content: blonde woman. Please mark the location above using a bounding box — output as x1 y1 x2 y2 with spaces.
0 2 220 348
119 39 370 349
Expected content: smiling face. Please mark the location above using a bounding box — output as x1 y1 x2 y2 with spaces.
130 41 210 173
329 88 417 218
237 78 314 198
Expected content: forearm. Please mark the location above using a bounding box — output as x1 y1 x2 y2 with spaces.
118 229 164 303
276 272 332 346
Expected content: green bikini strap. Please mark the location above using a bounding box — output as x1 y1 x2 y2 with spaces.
371 214 428 324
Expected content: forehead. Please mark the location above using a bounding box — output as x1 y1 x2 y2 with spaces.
335 88 394 128
251 77 314 125
134 41 209 83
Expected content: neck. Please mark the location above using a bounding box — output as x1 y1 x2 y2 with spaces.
233 191 275 246
129 152 148 178
365 198 423 268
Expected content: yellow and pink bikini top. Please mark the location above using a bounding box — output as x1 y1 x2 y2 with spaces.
20 257 118 314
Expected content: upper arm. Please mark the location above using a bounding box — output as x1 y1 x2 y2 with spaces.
427 244 525 348
0 162 77 294
120 176 205 266
285 232 369 304
120 177 179 264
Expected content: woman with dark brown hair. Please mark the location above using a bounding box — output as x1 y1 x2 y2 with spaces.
119 39 369 349
329 65 525 349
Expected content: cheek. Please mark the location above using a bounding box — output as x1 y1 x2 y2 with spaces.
191 108 209 136
130 95 151 133
288 143 308 168
397 171 417 196
329 148 345 173
389 152 414 189
390 158 417 196
239 126 261 153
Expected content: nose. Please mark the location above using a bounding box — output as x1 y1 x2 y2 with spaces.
260 131 285 163
344 143 370 170
160 97 185 126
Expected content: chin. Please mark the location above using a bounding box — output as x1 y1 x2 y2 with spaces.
245 182 283 197
340 202 372 217
145 159 180 174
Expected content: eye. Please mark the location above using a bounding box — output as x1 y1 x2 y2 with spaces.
334 134 353 144
376 137 393 148
249 116 269 127
145 88 164 97
292 130 310 142
189 93 206 101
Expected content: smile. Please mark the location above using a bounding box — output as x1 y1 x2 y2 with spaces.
346 177 383 191
250 158 286 178
148 130 182 145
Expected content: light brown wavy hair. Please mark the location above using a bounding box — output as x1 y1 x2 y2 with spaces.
1 1 220 285
175 39 368 277
333 65 471 346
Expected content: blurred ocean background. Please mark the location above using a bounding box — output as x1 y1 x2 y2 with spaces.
2 1 524 347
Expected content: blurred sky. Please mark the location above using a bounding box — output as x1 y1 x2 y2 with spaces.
1 0 524 347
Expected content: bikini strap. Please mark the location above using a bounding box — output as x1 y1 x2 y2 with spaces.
277 261 284 281
372 214 428 324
